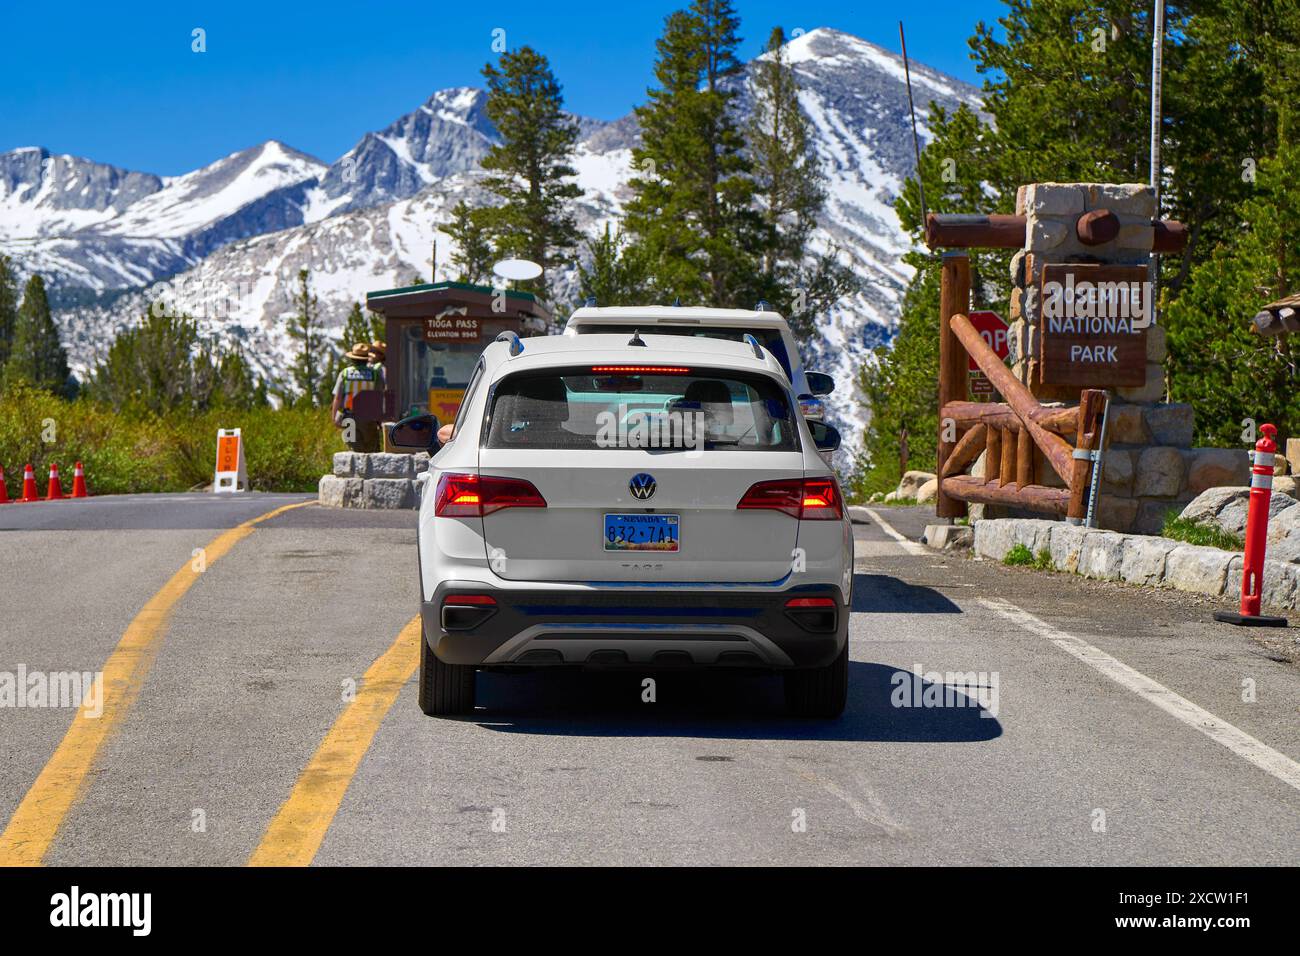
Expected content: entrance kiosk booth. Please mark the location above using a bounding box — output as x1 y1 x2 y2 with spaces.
364 281 552 429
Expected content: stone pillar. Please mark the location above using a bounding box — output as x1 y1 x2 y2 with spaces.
1007 182 1162 403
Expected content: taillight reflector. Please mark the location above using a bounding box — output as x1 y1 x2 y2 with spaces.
785 597 836 609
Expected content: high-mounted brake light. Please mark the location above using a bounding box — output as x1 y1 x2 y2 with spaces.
590 366 691 374
434 473 547 517
737 478 843 520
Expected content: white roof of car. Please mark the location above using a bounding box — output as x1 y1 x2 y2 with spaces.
485 332 787 378
566 305 790 329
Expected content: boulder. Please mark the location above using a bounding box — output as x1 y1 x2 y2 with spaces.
1216 492 1296 538
897 470 937 500
916 477 939 504
1179 486 1247 526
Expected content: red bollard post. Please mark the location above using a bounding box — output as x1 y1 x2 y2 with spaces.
1215 423 1288 627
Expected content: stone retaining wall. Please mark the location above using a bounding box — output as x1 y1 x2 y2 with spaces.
318 452 429 509
972 518 1298 610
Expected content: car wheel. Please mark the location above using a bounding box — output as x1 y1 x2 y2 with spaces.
418 633 476 716
783 641 848 718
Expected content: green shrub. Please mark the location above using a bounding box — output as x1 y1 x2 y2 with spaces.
1003 543 1034 566
0 385 335 494
1161 512 1244 551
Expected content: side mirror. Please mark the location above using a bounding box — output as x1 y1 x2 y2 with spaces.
806 371 835 396
388 413 441 452
808 420 841 453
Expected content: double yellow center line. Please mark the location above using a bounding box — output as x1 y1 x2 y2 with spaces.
0 500 312 866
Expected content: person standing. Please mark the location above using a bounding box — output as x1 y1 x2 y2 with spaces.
332 342 382 452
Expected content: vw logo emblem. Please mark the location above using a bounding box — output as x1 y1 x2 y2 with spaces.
629 473 656 501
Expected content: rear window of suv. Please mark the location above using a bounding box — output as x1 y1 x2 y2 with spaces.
484 367 798 451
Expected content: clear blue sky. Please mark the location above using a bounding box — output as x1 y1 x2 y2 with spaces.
0 0 1006 175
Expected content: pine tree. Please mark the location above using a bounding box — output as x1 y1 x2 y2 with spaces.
1166 142 1300 447
624 1 759 307
286 269 330 408
213 345 264 410
576 224 651 308
87 309 200 413
747 27 823 283
744 25 858 343
3 274 70 396
476 46 582 299
446 200 494 285
0 254 18 373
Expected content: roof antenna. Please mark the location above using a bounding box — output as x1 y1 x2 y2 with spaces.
899 21 929 236
628 329 647 347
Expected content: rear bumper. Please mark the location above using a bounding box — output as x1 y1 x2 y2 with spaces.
423 582 848 670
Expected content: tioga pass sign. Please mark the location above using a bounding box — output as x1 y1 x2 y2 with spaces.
1038 263 1149 386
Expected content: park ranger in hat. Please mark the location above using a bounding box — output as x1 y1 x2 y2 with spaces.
331 342 383 453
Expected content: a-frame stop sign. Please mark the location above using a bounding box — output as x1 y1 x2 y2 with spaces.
967 310 1009 370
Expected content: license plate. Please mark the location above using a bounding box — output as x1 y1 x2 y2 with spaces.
604 513 680 552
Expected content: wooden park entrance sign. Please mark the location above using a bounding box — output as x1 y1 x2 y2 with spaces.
925 205 1188 523
1039 263 1148 386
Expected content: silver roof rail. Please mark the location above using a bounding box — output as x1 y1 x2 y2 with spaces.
742 333 764 360
496 330 524 357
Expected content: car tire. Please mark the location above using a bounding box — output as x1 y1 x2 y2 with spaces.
418 634 476 716
783 641 848 718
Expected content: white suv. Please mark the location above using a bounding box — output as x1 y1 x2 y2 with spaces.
389 331 852 718
564 305 836 420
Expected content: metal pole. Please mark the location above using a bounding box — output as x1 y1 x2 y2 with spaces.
1147 0 1165 332
1084 393 1111 529
899 22 928 226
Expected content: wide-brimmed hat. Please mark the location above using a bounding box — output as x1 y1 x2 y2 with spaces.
367 340 386 361
344 342 371 361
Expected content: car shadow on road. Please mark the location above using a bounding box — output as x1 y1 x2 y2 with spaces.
468 661 1001 743
851 573 962 614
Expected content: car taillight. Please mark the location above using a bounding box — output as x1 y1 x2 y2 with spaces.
737 478 842 520
799 479 842 520
434 473 547 517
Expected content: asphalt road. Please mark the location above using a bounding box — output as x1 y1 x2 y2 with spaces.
1 495 1297 865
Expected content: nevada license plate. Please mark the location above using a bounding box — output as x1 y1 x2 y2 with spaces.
604 513 680 552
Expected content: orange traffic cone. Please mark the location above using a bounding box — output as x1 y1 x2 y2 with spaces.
19 464 40 502
0 466 8 504
46 462 64 500
71 461 89 498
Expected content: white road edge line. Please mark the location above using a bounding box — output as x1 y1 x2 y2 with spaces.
863 507 928 556
979 596 1300 794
